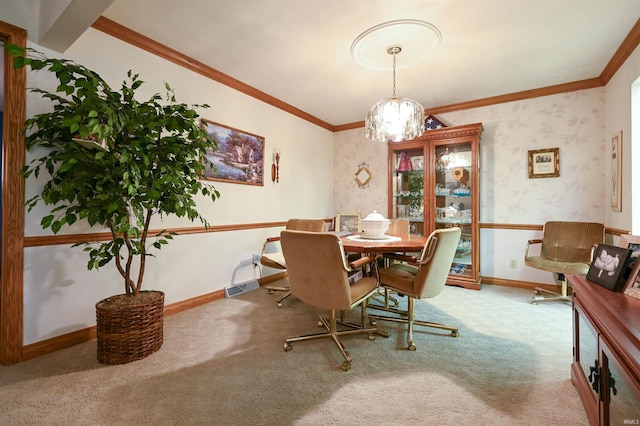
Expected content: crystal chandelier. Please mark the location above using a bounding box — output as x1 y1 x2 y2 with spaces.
365 45 425 143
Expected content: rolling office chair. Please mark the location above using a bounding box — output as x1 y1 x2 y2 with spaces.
525 221 605 304
259 219 325 307
376 218 411 308
386 218 411 236
369 227 461 351
280 230 385 371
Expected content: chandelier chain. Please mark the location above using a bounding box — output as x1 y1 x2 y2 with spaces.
392 52 397 98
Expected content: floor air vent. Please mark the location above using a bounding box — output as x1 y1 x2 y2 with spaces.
224 280 260 298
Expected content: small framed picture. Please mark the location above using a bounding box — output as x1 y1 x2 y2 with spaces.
611 131 622 212
335 213 361 234
586 243 633 291
623 260 640 300
528 147 560 178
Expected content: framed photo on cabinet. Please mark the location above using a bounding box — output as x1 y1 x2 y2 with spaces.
586 243 632 291
623 259 640 300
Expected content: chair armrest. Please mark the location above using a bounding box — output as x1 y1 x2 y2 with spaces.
525 239 543 258
349 254 381 282
349 254 380 269
260 236 281 256
383 253 419 264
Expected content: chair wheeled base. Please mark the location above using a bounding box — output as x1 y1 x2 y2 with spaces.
284 304 386 371
369 287 400 308
532 273 572 305
368 297 459 351
264 285 291 308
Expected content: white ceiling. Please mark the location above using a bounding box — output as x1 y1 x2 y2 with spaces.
4 1 640 128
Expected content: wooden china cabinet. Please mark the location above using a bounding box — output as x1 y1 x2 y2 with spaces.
387 123 483 290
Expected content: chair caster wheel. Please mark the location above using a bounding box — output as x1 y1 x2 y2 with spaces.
531 300 538 306
341 361 352 371
368 333 375 341
268 290 274 295
370 319 377 326
277 302 283 308
451 331 460 338
283 343 292 352
408 344 416 351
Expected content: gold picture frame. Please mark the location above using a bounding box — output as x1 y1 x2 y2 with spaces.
335 213 361 234
354 162 371 188
611 131 622 212
528 147 560 178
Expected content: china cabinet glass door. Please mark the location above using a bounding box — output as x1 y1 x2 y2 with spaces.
391 146 425 236
433 142 473 279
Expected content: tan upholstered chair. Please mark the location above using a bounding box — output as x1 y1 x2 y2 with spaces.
376 218 411 307
280 230 385 371
386 218 410 236
369 227 461 351
525 221 604 304
260 219 325 307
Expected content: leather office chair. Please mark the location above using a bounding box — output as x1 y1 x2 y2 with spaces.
369 227 461 351
280 230 385 371
260 219 325 307
525 221 605 304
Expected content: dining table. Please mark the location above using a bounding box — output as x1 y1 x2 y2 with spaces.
341 233 427 254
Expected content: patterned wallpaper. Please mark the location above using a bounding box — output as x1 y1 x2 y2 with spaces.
334 88 606 225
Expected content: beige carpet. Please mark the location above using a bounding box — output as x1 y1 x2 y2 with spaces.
0 283 588 425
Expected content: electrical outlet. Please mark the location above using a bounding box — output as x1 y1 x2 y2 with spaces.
252 252 260 265
509 258 517 269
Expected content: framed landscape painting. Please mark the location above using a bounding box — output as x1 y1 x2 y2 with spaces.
200 119 265 186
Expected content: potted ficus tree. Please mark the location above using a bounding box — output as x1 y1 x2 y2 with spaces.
8 45 221 364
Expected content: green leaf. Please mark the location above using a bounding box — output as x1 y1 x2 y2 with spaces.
66 213 77 226
41 215 54 228
51 221 62 234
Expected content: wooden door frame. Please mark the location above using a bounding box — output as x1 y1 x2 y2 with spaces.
0 20 26 365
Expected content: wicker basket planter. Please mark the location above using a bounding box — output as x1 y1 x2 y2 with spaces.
96 290 165 365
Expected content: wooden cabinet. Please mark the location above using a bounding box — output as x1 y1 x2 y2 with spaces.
387 123 483 290
569 274 640 425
